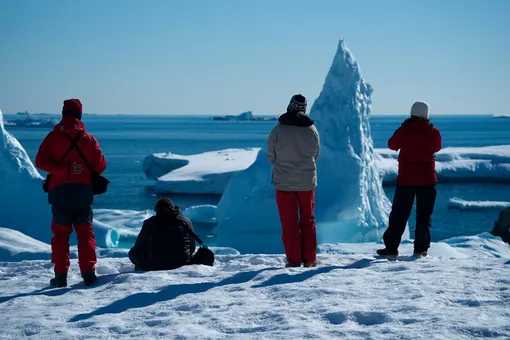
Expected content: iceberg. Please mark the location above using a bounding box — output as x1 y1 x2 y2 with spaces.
214 40 394 253
212 111 254 121
144 145 510 194
183 205 217 224
376 145 510 184
143 148 260 195
0 109 120 248
212 111 277 121
448 198 510 210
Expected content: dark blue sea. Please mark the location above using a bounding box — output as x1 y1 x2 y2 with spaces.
5 114 510 244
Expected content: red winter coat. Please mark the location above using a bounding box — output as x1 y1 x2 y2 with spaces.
35 117 107 192
388 118 442 186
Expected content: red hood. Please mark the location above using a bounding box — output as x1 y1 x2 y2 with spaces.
53 116 85 132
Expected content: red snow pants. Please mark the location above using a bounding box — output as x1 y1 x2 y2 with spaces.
49 184 97 274
275 189 317 265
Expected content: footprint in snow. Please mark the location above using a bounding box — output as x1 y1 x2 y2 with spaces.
325 311 391 326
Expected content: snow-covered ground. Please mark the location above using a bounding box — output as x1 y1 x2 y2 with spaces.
143 148 260 195
1 234 509 339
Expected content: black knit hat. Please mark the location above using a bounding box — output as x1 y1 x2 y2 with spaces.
154 198 174 214
287 94 307 113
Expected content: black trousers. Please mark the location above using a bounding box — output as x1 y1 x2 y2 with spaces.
383 184 437 252
49 184 94 226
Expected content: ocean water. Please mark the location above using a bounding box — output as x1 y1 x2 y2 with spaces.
6 114 510 246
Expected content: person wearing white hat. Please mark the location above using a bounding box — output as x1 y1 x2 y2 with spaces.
377 101 442 258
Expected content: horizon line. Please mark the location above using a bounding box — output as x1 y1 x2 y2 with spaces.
0 112 503 116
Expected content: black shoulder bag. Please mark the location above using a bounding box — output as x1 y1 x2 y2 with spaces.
184 224 215 266
62 133 110 196
42 131 84 193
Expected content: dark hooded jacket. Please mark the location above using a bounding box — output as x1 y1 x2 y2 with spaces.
129 206 196 270
267 111 320 191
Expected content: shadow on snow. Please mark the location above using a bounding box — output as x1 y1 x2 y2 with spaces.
69 258 379 322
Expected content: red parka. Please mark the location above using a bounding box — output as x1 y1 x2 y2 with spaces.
388 118 442 186
35 116 107 192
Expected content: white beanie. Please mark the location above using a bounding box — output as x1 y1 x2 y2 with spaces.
410 101 429 120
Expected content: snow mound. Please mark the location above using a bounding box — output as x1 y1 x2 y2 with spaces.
0 234 509 339
0 228 51 261
448 198 510 210
0 109 120 248
0 227 132 262
215 40 394 253
376 145 510 184
143 148 260 195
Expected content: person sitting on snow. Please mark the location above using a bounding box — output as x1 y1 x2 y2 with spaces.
491 206 510 244
129 198 196 271
267 94 320 268
35 99 107 287
377 101 442 258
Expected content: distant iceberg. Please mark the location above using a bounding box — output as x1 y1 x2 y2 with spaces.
448 198 510 210
214 39 394 253
0 109 119 248
5 112 58 128
493 114 510 118
212 111 277 121
143 148 260 195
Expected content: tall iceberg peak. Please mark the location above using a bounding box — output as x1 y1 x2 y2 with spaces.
214 39 405 253
0 109 43 180
309 39 390 233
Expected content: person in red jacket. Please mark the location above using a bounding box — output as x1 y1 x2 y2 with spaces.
377 101 442 258
35 99 107 287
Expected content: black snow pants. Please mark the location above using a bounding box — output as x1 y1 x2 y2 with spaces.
383 184 437 252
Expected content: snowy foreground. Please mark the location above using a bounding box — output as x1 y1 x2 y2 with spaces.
1 234 509 339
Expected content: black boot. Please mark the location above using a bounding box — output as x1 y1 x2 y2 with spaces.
413 250 428 257
376 248 399 258
50 273 67 287
82 272 97 286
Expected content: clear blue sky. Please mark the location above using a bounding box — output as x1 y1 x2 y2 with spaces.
1 0 509 115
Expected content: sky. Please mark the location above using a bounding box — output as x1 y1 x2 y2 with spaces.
0 0 509 115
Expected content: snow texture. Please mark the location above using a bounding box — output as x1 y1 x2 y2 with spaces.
215 40 394 253
0 109 120 248
377 145 510 184
143 148 260 195
448 198 510 210
0 234 509 339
